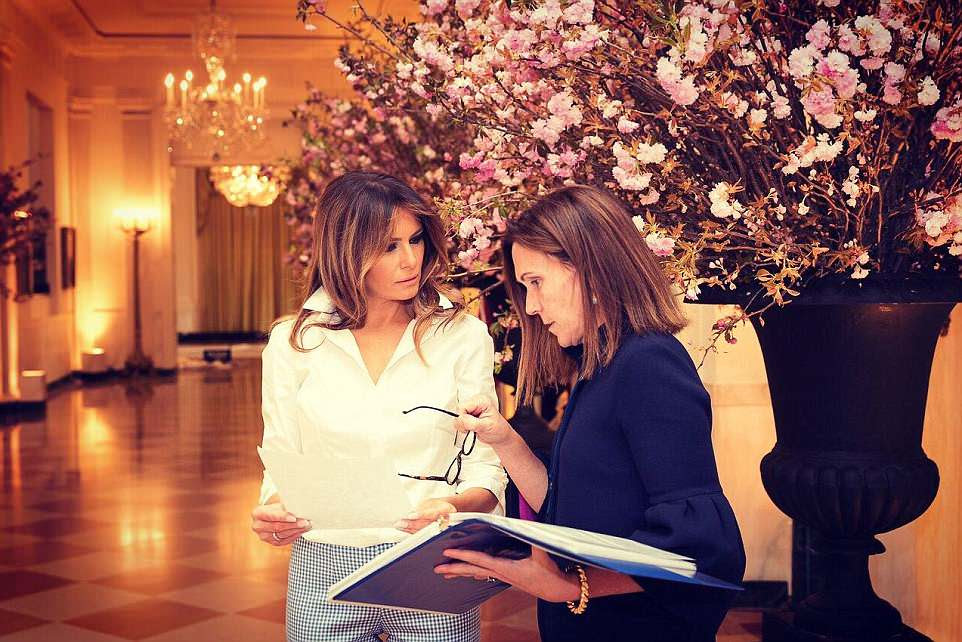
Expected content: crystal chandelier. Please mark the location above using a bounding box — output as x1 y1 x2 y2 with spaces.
163 0 267 162
209 165 281 208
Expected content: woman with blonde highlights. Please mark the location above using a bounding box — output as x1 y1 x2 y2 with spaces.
439 185 745 641
251 171 506 642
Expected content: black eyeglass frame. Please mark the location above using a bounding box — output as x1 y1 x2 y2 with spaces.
397 405 476 485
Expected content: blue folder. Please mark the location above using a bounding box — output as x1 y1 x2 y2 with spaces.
328 517 741 615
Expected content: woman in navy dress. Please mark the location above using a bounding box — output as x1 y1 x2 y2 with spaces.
436 185 746 641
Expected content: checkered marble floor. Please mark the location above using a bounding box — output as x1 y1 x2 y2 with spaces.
0 362 761 640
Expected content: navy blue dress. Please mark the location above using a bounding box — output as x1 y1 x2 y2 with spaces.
535 332 746 642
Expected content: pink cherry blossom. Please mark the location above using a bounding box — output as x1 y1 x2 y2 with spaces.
884 62 905 83
882 84 902 105
455 0 481 19
529 0 562 29
612 166 652 191
562 0 593 25
645 233 676 257
475 158 497 182
788 45 817 79
748 108 768 129
932 99 962 142
837 25 866 56
656 57 699 106
617 116 640 134
818 50 859 100
918 76 940 106
459 151 483 170
801 88 842 128
772 94 791 119
806 20 832 50
547 91 583 127
635 143 668 164
498 29 538 55
531 117 564 147
423 0 447 16
854 15 892 56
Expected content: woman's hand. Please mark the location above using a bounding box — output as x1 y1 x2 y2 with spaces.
454 394 515 448
394 498 457 533
434 546 581 603
251 502 312 547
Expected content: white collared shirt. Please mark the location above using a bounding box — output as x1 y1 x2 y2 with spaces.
259 287 507 547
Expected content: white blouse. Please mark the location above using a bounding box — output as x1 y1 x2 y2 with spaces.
259 287 508 547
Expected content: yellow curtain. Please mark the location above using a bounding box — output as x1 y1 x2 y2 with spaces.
196 169 300 333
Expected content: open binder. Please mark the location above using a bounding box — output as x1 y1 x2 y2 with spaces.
327 512 741 615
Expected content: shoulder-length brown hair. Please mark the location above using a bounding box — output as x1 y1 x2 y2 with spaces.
503 185 687 403
286 170 463 352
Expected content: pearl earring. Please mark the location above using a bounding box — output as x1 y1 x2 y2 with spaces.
591 294 598 304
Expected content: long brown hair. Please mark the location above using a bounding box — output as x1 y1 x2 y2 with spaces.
503 185 687 403
286 171 462 352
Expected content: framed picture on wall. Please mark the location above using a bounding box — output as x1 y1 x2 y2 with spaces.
31 231 50 294
15 246 34 299
61 226 76 289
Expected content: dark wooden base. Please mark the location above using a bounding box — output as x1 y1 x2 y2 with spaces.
763 609 932 642
0 400 46 425
177 331 265 344
733 581 790 609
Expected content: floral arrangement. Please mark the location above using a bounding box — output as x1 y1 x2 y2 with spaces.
0 160 50 299
288 0 961 348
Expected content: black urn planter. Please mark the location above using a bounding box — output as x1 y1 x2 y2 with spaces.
699 278 961 641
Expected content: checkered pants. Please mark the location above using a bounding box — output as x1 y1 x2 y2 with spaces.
287 538 482 642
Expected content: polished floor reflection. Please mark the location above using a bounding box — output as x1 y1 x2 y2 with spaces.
0 362 761 640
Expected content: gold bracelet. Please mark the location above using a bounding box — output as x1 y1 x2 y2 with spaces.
566 564 589 615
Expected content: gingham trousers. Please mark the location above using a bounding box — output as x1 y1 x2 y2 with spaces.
287 538 482 642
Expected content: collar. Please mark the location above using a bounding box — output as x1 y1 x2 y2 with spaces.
302 287 454 316
301 286 455 382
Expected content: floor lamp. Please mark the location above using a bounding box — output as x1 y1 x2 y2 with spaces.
118 210 154 375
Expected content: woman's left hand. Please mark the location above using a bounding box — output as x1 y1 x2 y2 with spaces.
435 546 581 603
394 498 457 533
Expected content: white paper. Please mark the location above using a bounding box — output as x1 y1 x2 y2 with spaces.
257 447 414 530
453 513 694 572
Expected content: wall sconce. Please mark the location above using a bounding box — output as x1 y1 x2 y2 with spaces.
115 208 154 235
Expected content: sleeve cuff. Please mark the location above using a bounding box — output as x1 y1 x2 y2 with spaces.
259 472 278 505
456 474 508 516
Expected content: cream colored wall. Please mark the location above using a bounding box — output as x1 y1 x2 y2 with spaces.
68 91 136 369
873 304 962 640
0 0 75 387
679 303 791 584
171 166 197 334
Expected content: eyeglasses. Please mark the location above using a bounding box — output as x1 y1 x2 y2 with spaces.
397 405 476 485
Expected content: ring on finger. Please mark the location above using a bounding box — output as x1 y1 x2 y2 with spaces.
272 531 280 542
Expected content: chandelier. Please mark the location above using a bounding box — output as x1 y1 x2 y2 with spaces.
209 165 281 208
163 0 267 162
